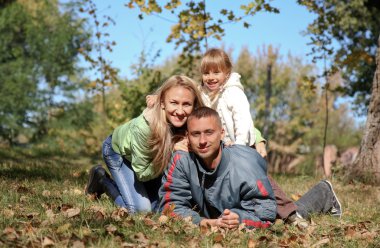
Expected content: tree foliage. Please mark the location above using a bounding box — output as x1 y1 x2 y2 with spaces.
235 46 361 173
125 0 279 76
298 0 380 112
0 0 90 145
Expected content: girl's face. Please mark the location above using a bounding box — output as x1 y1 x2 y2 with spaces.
161 86 195 127
202 69 229 92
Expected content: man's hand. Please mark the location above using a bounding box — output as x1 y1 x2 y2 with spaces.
199 209 239 229
255 141 267 158
219 209 240 229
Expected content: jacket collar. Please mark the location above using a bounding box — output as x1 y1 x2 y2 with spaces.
193 142 230 178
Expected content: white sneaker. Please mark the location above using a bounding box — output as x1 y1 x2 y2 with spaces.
322 180 342 218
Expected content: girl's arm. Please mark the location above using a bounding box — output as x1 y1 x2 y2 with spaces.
225 87 255 145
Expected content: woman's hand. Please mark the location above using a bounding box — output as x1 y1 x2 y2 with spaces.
173 137 190 152
255 141 267 158
146 94 157 108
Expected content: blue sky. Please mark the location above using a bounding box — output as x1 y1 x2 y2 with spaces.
89 0 317 78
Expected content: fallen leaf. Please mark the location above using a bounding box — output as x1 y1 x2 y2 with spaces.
20 195 28 203
72 171 81 178
45 209 55 219
143 217 157 226
162 203 176 216
63 208 80 218
213 233 223 242
158 215 169 225
42 190 51 197
106 224 117 234
57 223 71 233
72 240 85 248
3 209 14 218
42 237 55 247
212 243 223 248
247 238 257 248
311 238 329 248
291 193 302 201
27 212 40 219
130 232 148 245
111 207 129 221
71 188 82 195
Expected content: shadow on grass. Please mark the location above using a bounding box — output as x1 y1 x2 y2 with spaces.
0 148 97 183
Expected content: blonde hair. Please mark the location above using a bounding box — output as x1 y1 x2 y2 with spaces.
149 75 204 176
200 48 232 107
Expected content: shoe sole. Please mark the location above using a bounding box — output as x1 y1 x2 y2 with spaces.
322 180 342 218
85 165 104 197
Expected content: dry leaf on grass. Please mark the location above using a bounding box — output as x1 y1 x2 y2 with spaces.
3 209 15 218
247 238 257 248
42 190 51 197
106 224 117 234
291 193 302 201
63 208 80 218
158 215 169 225
42 237 55 247
71 240 85 248
130 232 149 245
111 207 129 221
311 238 329 248
57 223 71 233
143 217 157 226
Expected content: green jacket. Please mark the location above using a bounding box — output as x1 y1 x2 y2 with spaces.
255 128 266 144
111 113 156 182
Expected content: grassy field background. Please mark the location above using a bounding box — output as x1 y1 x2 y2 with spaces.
1 148 379 247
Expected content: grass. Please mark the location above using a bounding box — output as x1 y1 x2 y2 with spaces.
1 147 379 247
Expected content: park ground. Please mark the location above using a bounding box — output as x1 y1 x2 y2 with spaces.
0 148 379 247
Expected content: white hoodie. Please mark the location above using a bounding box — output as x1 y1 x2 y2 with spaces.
201 72 256 146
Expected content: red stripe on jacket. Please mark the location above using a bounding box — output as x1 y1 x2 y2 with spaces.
242 219 271 228
163 153 181 212
257 180 269 196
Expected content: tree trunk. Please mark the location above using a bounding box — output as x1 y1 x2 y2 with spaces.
348 36 380 184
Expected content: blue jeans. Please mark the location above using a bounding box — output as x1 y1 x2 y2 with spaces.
295 180 335 219
102 135 161 213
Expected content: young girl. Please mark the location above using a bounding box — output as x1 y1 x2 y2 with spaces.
86 75 204 213
202 48 309 226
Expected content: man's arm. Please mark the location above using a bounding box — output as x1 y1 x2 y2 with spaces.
158 152 203 224
230 177 277 228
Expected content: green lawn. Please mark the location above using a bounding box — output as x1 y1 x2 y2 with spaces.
1 148 379 247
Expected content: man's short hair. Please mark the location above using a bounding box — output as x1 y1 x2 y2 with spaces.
187 107 222 127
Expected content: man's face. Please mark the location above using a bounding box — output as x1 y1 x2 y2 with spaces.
187 116 225 168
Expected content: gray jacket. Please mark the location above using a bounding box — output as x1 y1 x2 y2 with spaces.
158 144 277 228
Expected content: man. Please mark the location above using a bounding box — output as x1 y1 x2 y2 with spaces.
158 107 277 228
158 107 342 228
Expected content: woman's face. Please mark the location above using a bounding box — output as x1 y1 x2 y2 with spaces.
161 86 195 127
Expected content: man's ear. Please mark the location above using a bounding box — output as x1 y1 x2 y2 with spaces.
221 128 225 140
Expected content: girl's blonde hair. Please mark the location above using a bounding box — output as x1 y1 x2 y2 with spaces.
200 48 232 106
149 75 204 176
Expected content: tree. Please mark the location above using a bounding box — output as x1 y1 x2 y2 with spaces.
298 0 380 183
298 0 380 112
0 0 90 145
125 0 279 76
349 37 380 184
235 47 361 174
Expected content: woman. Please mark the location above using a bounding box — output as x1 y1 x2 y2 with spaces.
85 75 204 213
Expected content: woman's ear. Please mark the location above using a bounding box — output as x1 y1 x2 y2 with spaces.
160 101 165 110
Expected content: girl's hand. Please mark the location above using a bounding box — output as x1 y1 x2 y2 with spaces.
173 137 190 152
224 140 235 147
255 141 267 158
146 95 157 108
